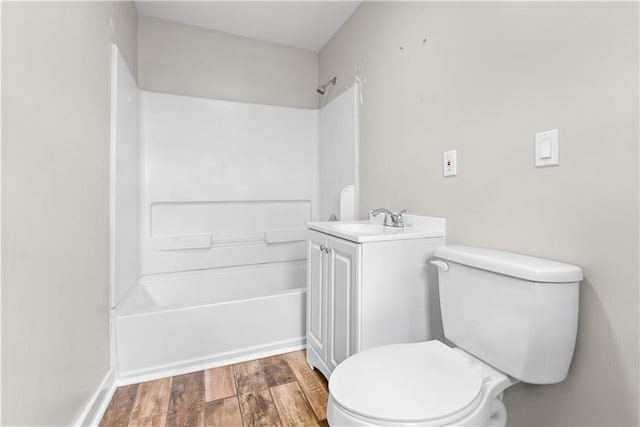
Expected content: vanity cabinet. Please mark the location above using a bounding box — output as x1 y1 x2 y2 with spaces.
307 230 360 376
306 217 445 380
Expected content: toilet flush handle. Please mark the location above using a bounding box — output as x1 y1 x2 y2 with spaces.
430 260 449 272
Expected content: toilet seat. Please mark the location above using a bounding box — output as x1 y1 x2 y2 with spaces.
329 341 485 425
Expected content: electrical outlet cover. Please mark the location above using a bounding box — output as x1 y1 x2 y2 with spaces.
443 150 457 176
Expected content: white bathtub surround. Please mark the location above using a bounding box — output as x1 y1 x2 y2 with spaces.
139 91 319 275
339 184 356 221
110 51 361 385
110 45 140 310
115 261 307 382
318 84 359 222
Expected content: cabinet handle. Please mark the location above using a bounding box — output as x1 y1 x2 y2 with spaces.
320 244 326 252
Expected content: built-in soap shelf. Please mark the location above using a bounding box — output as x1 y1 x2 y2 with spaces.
264 228 308 244
150 235 212 251
150 228 309 251
148 200 312 251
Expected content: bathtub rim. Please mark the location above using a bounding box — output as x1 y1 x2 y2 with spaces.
119 286 306 318
139 259 307 286
117 259 307 317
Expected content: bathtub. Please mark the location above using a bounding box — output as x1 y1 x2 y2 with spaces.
115 260 306 381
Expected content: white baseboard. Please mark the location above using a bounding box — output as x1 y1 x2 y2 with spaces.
74 342 309 426
75 367 117 427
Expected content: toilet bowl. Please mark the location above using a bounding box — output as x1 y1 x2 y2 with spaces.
327 245 583 427
327 341 517 426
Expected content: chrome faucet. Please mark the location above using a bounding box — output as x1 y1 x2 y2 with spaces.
370 208 408 228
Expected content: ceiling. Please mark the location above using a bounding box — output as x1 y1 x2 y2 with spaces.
134 1 362 52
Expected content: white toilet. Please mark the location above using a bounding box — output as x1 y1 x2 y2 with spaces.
327 245 583 426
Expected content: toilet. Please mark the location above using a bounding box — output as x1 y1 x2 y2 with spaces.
327 245 583 427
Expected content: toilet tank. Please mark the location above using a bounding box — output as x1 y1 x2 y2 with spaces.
434 245 583 385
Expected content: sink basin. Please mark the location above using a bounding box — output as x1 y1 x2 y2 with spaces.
332 223 385 234
307 216 446 243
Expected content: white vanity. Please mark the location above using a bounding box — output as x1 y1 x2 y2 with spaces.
306 214 446 379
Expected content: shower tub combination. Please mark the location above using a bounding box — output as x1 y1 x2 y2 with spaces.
109 49 359 382
115 261 306 381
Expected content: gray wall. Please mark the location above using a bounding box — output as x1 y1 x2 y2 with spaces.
138 16 319 109
320 2 639 426
1 1 137 424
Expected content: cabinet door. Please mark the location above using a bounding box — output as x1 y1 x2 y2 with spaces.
327 237 361 371
307 231 327 359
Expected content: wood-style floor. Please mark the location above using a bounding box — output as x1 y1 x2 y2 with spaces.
99 350 329 427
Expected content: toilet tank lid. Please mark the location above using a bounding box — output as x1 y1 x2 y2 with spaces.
434 245 583 283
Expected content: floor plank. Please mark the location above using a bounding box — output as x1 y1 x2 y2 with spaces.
99 350 329 427
285 350 329 422
130 378 172 420
270 382 319 427
259 355 297 387
237 388 281 427
100 384 139 427
166 372 204 427
204 397 243 427
233 360 269 394
205 365 237 402
127 414 167 427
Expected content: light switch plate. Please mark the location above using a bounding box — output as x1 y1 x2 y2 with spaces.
443 150 457 176
535 129 559 167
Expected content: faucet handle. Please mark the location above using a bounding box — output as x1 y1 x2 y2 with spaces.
392 210 407 227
